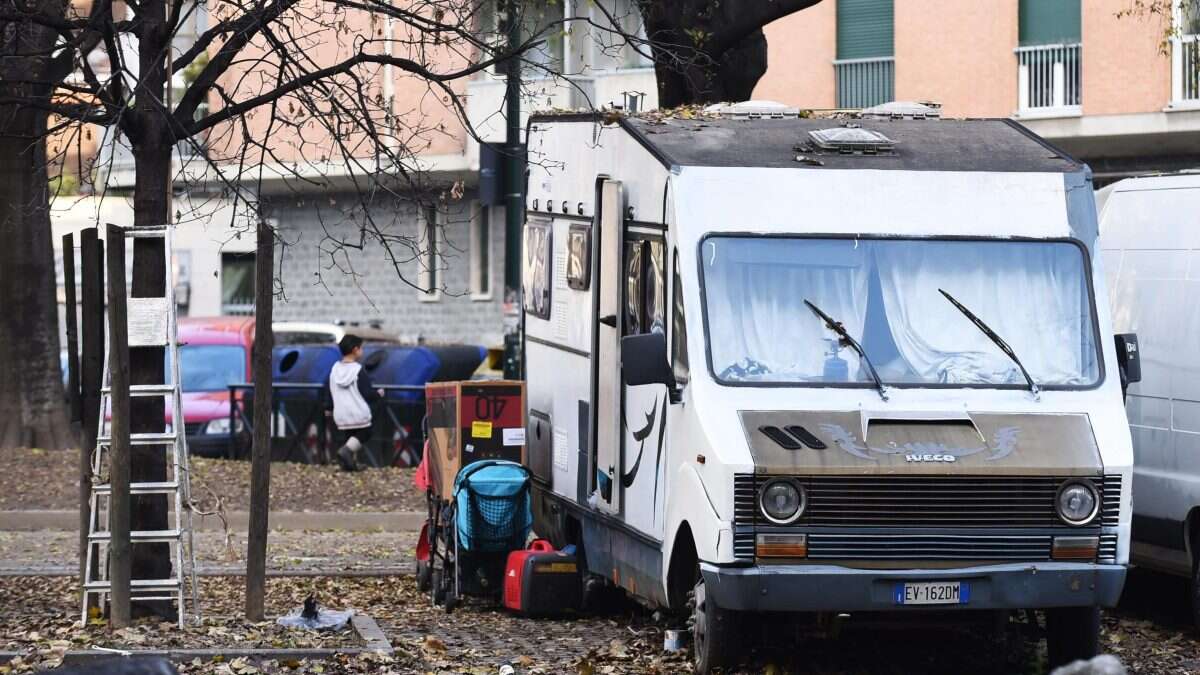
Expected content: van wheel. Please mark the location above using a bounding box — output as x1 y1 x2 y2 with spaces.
1045 606 1100 669
689 573 734 674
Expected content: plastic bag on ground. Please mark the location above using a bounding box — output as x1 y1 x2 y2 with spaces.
276 596 354 631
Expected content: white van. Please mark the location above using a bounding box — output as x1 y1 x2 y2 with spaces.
1098 172 1200 627
520 111 1133 672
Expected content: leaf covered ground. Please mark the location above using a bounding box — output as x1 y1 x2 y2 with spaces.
0 448 422 512
0 567 1197 674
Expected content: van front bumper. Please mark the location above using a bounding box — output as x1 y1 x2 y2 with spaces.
700 561 1126 612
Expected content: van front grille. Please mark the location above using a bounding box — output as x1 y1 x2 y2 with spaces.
731 473 1121 563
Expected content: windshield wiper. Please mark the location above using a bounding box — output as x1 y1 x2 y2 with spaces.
803 299 889 401
938 288 1041 400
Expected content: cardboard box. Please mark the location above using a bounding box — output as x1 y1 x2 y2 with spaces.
425 380 526 499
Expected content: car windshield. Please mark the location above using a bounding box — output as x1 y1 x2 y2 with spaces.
701 236 1100 388
168 345 247 392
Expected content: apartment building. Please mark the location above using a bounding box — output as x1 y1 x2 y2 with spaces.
72 0 1200 340
755 0 1200 182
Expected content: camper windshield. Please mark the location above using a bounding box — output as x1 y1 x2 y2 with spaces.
701 236 1100 388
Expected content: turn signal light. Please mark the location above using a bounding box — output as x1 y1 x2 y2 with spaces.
756 533 808 558
1051 536 1099 561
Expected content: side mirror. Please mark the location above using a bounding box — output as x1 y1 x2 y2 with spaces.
1114 333 1141 398
621 332 680 403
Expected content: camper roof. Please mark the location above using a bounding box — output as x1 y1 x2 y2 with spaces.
591 116 1079 174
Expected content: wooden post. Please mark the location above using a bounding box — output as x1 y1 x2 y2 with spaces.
62 234 83 578
105 224 132 628
80 229 104 607
245 219 274 621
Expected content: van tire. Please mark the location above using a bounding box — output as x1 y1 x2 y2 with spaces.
1045 606 1100 669
690 573 735 674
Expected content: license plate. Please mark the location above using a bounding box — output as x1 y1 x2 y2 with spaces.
894 581 969 605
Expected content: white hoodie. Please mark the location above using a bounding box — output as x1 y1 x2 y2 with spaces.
329 361 371 429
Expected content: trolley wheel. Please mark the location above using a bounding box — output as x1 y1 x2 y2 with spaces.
416 560 432 592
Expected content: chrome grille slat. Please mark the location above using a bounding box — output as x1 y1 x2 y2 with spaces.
1099 533 1118 563
808 533 1053 561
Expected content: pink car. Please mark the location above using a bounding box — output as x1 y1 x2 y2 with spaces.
172 317 255 457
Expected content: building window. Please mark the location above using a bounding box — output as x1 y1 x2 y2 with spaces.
480 1 566 76
1015 0 1081 114
1171 0 1200 105
418 206 440 301
220 252 255 315
834 0 894 108
470 204 492 299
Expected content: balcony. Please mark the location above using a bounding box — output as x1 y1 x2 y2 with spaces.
833 56 895 108
1171 34 1200 108
1015 43 1081 118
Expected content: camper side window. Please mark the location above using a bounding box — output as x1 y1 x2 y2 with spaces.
523 221 553 320
672 251 689 384
624 238 665 336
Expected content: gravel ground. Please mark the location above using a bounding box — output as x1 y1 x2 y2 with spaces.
0 448 423 512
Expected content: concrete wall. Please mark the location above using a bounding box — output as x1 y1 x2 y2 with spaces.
1082 0 1172 115
894 0 1018 117
268 190 506 346
754 1 838 109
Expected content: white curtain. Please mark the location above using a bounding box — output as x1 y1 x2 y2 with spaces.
704 239 868 381
874 242 1091 385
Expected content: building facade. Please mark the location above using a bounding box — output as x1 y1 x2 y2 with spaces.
755 0 1200 182
68 0 1200 345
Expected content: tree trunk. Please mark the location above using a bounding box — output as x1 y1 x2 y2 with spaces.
125 0 175 614
0 3 71 451
640 0 819 107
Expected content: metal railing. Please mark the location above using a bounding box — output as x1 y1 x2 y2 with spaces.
834 56 895 108
1016 43 1082 112
1173 34 1200 103
224 382 426 467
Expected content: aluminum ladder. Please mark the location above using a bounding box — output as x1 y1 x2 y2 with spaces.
81 224 199 627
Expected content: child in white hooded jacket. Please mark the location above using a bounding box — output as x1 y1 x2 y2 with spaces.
327 335 381 471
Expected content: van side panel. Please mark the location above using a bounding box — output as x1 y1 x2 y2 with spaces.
1101 178 1200 573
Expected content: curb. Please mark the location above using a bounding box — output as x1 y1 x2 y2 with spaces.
0 510 426 532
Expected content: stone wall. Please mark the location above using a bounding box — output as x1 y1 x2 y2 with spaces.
266 189 508 347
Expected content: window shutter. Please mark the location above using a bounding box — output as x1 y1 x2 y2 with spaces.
1018 0 1081 45
836 0 894 60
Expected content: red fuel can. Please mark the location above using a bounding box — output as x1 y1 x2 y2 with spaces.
503 539 582 616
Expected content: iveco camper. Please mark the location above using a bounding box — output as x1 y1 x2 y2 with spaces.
520 112 1133 672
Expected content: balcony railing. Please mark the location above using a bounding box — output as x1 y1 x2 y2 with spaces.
833 56 895 108
1016 43 1082 114
1172 34 1200 104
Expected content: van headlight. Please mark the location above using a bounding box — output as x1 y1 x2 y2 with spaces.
203 418 243 435
759 479 806 524
1055 481 1100 526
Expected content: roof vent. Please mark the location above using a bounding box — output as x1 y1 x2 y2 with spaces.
860 100 942 120
808 125 895 154
704 100 801 120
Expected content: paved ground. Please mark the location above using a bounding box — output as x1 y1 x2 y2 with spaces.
0 529 417 575
0 448 423 512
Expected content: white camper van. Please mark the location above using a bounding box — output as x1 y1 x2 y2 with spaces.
1099 172 1200 626
520 112 1133 672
